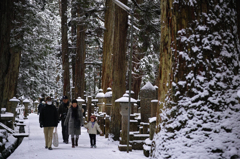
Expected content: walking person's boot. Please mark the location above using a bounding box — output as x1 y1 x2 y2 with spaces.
75 138 78 147
71 138 75 148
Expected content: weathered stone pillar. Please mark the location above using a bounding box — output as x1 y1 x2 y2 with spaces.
105 87 112 116
87 96 92 121
151 100 158 117
96 89 105 113
23 99 30 119
105 115 110 138
115 94 137 151
149 117 156 140
97 113 105 136
139 82 156 123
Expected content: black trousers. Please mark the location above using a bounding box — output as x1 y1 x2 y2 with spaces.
61 119 69 142
89 134 96 146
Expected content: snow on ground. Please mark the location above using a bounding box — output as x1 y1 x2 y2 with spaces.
8 113 147 159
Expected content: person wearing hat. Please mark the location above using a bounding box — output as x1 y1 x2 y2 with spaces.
39 96 58 150
84 115 103 148
64 99 83 148
58 95 70 144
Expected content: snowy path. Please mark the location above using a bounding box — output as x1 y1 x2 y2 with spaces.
8 113 147 159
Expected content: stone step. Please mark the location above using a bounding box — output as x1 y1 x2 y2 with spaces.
129 140 145 150
133 134 149 140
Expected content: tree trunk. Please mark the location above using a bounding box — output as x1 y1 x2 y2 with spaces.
75 6 86 99
71 0 77 88
111 0 128 141
0 0 14 114
153 0 240 157
130 0 144 100
102 0 115 93
3 0 25 112
61 0 70 98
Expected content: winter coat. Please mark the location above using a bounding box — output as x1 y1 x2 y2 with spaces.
39 104 58 127
84 121 102 134
58 102 70 121
37 103 45 115
64 106 83 136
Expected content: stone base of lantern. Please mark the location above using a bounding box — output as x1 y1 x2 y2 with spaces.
130 134 149 150
118 144 132 151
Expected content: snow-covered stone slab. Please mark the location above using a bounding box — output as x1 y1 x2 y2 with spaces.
0 122 15 134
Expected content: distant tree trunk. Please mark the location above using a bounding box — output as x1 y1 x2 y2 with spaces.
71 0 77 88
111 0 128 141
130 0 144 100
153 0 240 158
0 0 13 114
75 5 86 99
61 0 70 98
102 0 115 93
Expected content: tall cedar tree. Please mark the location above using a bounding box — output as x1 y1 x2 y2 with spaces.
152 0 240 158
111 0 128 141
61 0 70 98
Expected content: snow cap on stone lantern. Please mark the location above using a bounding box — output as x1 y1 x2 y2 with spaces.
76 97 85 102
115 93 137 103
9 97 20 102
96 89 105 99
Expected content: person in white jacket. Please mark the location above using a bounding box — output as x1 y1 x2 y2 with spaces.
84 115 102 148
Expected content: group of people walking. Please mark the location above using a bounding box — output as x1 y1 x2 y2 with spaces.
38 95 102 150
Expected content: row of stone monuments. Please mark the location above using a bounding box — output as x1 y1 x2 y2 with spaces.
79 82 158 157
0 97 31 158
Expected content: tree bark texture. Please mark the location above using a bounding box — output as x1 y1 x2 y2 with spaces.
153 0 240 157
111 0 128 141
102 0 115 93
4 0 25 112
75 7 86 99
0 0 14 114
61 0 70 98
130 0 144 100
71 0 77 88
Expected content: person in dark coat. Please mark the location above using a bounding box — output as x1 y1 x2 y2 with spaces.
37 98 45 115
64 99 83 148
39 96 58 150
58 95 70 144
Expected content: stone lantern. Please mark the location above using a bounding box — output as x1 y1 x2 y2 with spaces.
23 99 30 119
115 93 137 151
34 100 39 113
105 87 112 116
76 97 85 109
9 97 20 122
92 98 98 113
96 89 105 113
